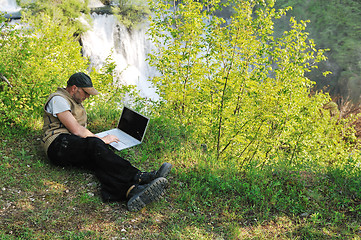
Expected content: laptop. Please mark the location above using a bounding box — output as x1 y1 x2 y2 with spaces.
95 106 150 151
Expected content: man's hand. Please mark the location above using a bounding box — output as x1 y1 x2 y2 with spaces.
57 111 120 145
101 134 119 144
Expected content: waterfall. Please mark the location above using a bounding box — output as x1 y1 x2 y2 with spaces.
0 0 20 12
81 13 158 100
0 0 21 20
1 0 159 100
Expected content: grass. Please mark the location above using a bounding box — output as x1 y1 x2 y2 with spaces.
1 116 361 239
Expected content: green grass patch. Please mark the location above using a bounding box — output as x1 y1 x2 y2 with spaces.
0 117 361 239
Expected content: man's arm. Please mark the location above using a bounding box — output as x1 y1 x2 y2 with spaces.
57 111 119 144
57 110 94 137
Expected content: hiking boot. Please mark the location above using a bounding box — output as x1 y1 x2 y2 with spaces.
134 162 173 184
127 177 169 212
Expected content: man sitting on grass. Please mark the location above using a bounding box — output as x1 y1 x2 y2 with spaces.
41 72 172 211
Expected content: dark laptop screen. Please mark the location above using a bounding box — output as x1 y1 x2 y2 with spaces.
117 107 149 141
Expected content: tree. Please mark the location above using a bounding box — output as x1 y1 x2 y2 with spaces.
148 0 353 169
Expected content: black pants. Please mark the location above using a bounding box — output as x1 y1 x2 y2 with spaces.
47 133 140 202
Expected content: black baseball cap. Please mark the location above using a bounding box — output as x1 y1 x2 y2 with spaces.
67 72 99 95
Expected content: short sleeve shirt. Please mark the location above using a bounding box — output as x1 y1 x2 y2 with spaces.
45 96 71 117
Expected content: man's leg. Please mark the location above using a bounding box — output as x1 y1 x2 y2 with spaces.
47 134 139 201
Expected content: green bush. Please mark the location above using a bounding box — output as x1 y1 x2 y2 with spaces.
0 14 89 126
148 0 358 170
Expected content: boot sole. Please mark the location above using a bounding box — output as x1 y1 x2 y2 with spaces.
127 177 168 212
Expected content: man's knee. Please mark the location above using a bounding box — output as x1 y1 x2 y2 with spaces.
86 136 105 145
86 136 109 154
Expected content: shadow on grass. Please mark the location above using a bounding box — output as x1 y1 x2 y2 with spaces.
0 123 132 238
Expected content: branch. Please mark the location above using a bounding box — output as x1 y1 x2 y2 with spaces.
0 73 12 88
219 119 252 155
238 119 266 169
216 26 240 159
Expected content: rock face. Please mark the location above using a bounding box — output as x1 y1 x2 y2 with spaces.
3 11 21 20
90 6 113 15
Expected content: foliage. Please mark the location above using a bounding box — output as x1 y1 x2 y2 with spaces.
111 0 151 30
0 14 89 126
17 0 91 34
274 0 361 101
147 0 357 169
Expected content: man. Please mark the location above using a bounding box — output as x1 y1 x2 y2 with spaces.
42 72 172 212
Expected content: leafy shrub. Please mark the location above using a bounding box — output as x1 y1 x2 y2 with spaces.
0 14 89 126
147 0 358 170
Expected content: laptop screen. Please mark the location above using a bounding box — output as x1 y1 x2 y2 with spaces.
117 106 149 141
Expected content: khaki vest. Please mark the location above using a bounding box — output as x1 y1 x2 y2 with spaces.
42 88 87 153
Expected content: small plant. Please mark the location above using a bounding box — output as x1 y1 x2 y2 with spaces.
112 1 151 30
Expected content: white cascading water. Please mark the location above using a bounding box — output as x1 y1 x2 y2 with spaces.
1 0 158 100
0 0 20 12
84 0 158 100
80 12 158 100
